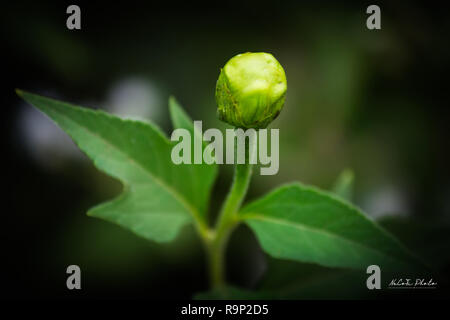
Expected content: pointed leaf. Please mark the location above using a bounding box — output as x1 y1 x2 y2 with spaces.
17 90 210 242
240 183 420 271
168 96 217 218
331 169 354 201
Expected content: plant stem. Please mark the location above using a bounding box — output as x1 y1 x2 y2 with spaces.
206 135 254 289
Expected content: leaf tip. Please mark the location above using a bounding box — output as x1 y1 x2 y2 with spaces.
168 95 179 109
341 168 355 182
15 88 25 97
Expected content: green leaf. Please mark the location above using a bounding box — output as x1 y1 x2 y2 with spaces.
169 96 196 132
331 168 354 201
240 183 420 271
17 90 215 242
168 96 218 219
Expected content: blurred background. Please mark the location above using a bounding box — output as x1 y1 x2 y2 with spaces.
2 0 449 299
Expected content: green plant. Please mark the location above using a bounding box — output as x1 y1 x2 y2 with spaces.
16 52 423 298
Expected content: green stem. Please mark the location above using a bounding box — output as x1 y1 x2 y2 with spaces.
206 136 254 289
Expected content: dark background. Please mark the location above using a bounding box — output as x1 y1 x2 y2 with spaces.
2 0 449 299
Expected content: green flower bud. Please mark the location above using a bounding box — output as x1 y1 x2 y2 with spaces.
215 52 287 129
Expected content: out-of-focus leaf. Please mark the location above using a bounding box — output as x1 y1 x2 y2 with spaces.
331 168 354 201
195 268 369 300
18 90 215 242
195 286 273 300
378 216 450 271
256 258 371 299
240 183 421 271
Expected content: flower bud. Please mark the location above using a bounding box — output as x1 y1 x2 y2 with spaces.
215 52 287 129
